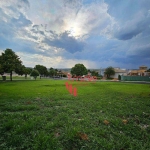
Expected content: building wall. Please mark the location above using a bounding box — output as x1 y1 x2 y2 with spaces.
110 72 126 79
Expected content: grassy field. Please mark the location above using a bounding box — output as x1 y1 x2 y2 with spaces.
0 79 150 150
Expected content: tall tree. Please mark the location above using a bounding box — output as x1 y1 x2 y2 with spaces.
30 69 39 80
104 66 115 78
91 70 99 76
15 65 25 76
49 67 57 77
34 65 48 78
0 49 23 81
71 64 88 80
24 67 32 79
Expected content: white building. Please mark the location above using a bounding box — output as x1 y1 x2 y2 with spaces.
110 68 128 79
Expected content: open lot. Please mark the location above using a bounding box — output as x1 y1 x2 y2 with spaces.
0 79 150 150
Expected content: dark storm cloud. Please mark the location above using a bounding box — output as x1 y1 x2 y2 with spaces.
43 31 85 53
105 0 150 41
128 43 150 58
114 16 150 40
115 29 143 41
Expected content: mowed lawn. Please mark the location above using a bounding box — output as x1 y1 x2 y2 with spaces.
0 79 150 150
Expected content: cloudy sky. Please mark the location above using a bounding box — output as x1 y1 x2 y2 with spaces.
0 0 150 69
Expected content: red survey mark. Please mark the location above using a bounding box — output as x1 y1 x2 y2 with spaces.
65 74 97 97
65 82 77 96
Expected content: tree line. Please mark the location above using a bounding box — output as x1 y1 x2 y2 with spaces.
0 49 65 81
0 48 118 81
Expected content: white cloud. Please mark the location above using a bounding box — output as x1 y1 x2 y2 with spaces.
16 51 97 68
25 0 115 37
0 0 29 18
0 0 115 55
0 49 3 54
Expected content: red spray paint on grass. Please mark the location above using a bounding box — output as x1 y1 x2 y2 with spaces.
65 82 69 89
73 87 77 96
65 74 97 97
65 82 77 97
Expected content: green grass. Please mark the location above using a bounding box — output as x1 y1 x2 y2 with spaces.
0 79 150 150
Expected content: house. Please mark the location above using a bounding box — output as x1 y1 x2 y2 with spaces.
128 65 148 76
99 68 105 76
110 68 127 79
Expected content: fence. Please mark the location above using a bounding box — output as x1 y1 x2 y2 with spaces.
121 76 150 81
